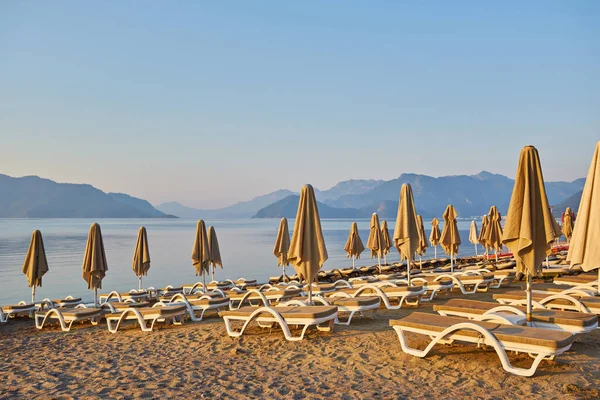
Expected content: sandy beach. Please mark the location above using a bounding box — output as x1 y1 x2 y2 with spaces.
2 286 599 399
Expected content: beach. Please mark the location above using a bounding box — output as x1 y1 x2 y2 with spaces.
2 287 599 399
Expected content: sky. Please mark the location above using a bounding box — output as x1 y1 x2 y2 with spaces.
0 1 598 209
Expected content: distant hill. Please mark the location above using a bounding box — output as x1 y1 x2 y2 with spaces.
553 191 582 217
317 179 384 204
253 195 360 218
156 189 296 219
0 174 175 218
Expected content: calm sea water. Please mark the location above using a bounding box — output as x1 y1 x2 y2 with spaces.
0 218 481 304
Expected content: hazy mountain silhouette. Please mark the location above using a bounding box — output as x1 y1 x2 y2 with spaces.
552 191 583 217
0 174 175 218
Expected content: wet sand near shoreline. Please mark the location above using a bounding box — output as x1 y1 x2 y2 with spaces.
1 287 600 399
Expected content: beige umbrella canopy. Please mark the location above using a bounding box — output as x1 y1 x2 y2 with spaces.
132 226 150 291
191 220 211 289
479 215 490 255
440 204 461 272
502 145 556 322
344 222 365 269
567 141 600 293
429 217 441 259
82 223 108 306
380 220 392 264
288 184 328 303
562 207 575 242
416 215 429 267
208 226 222 282
485 206 504 262
22 230 49 303
367 213 384 270
273 217 291 280
469 220 479 256
393 183 420 282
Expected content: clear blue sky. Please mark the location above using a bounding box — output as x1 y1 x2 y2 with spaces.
1 1 598 208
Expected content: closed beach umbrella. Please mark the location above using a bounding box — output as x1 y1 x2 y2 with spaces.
567 141 600 294
485 206 504 262
191 220 210 290
393 184 420 283
344 222 365 269
429 218 441 259
367 213 384 272
440 204 461 272
380 220 392 264
416 215 429 268
273 217 291 281
22 230 49 303
502 145 555 322
288 184 328 304
562 207 575 243
82 223 108 306
132 226 150 291
479 215 490 255
469 220 479 256
208 226 222 282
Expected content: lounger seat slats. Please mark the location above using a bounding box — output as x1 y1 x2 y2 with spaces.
36 308 102 319
494 292 600 308
2 303 35 312
104 305 186 319
390 312 574 349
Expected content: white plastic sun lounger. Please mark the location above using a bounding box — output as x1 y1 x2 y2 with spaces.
219 305 337 341
493 291 600 315
326 284 425 310
104 303 186 333
1 302 37 322
392 277 454 302
280 295 380 325
429 273 494 294
98 290 150 303
40 296 83 310
163 293 231 321
35 304 104 331
390 312 575 377
433 299 598 335
228 287 304 309
463 269 516 289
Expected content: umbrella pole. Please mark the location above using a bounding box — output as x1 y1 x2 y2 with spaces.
32 286 35 304
352 255 355 269
419 254 422 269
377 255 381 273
94 287 98 307
407 259 411 286
202 270 206 292
451 252 454 273
434 245 437 260
474 243 478 256
308 279 313 306
526 273 532 323
212 266 215 282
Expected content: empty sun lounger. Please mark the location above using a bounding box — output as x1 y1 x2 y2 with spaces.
104 303 187 333
219 305 338 341
433 298 598 334
281 295 380 325
163 293 230 321
98 290 150 303
389 312 575 377
327 284 425 310
493 291 600 315
1 302 37 322
554 274 599 289
228 287 303 309
393 276 454 302
40 296 83 310
100 301 151 312
35 305 104 331
430 273 494 294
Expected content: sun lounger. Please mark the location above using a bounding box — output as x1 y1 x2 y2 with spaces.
100 301 151 312
229 278 257 288
163 293 230 321
281 295 380 325
493 291 600 315
393 277 454 302
554 274 599 291
433 299 598 335
35 304 104 331
1 302 37 322
219 305 337 341
327 284 425 310
461 269 516 289
104 303 187 333
98 290 150 303
389 312 575 377
430 273 494 294
228 287 303 309
40 296 83 310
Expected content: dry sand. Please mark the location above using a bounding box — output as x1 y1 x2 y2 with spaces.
1 287 599 399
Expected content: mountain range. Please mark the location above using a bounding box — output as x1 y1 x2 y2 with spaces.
0 172 584 219
0 174 175 218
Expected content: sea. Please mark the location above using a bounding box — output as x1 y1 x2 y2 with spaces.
0 218 484 305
